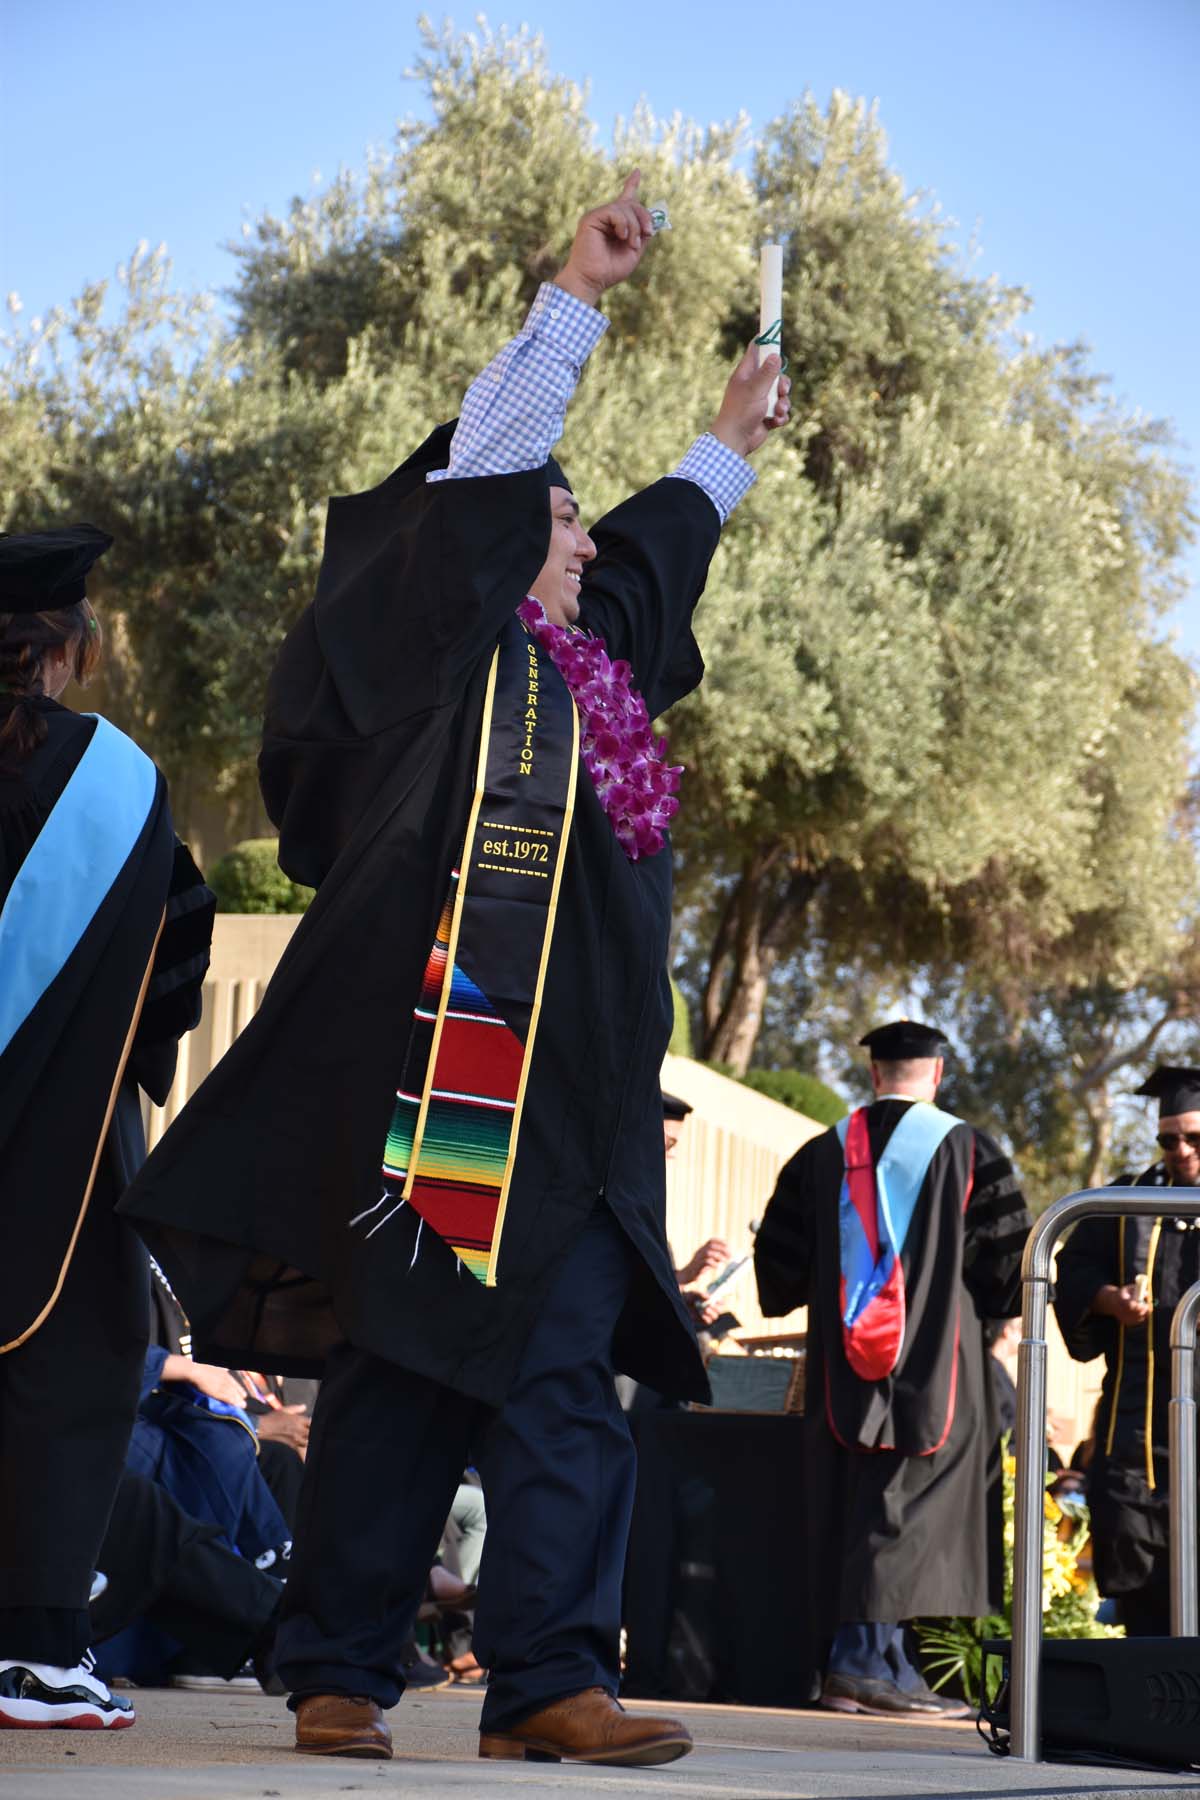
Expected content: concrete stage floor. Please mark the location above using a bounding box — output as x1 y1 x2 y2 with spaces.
1 1685 1196 1799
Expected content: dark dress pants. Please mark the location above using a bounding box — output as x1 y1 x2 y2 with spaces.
0 1165 148 1666
276 1202 638 1730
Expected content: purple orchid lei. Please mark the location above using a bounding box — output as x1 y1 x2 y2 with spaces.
517 597 683 861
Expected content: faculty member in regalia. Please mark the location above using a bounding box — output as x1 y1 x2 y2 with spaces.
0 527 214 1729
1055 1064 1200 1636
121 175 789 1765
754 1021 1032 1716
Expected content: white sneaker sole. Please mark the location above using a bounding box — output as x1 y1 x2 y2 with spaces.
0 1698 135 1729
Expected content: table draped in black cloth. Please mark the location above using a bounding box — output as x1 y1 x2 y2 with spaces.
622 1410 815 1708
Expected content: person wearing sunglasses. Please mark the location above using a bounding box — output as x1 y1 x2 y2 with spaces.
1054 1064 1200 1635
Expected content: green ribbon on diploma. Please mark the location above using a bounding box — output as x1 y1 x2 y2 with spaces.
754 318 788 373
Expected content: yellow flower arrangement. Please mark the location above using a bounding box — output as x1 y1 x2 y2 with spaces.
915 1439 1121 1706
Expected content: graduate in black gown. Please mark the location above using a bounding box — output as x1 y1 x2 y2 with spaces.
0 527 214 1729
121 175 790 1765
755 1021 1032 1716
1054 1064 1200 1635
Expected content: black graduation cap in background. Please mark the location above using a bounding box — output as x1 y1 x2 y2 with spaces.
1134 1065 1200 1116
0 524 113 613
859 1020 949 1060
662 1091 694 1121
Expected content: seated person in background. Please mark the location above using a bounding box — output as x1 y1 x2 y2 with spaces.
92 1473 283 1693
436 1480 488 1686
236 1369 313 1531
132 1262 292 1571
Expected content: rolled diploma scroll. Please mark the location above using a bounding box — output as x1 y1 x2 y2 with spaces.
758 241 784 416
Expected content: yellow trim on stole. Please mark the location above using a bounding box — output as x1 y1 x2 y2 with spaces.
1105 1216 1126 1457
1142 1217 1163 1491
402 652 501 1204
484 693 580 1288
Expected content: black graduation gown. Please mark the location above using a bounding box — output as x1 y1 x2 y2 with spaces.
0 699 214 1645
120 430 718 1408
0 699 213 1348
1053 1165 1200 1601
755 1101 1031 1641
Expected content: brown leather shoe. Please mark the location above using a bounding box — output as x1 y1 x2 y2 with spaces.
294 1694 392 1759
479 1687 692 1766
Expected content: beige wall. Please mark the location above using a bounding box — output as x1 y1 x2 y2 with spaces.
660 1051 821 1338
150 918 1103 1450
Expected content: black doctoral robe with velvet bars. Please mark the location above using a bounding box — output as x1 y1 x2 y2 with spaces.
754 1100 1031 1649
120 425 717 1408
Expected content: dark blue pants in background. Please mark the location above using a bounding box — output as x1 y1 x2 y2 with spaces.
276 1203 638 1731
828 1622 923 1688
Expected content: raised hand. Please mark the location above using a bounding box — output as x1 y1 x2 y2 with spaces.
710 343 792 459
677 1237 733 1286
556 172 655 307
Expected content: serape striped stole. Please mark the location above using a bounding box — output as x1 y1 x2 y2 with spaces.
375 615 578 1285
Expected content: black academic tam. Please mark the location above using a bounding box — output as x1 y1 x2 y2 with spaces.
120 428 721 1408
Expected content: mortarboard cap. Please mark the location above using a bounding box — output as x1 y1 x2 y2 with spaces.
859 1019 949 1061
545 455 571 495
662 1091 693 1121
0 524 113 614
1134 1065 1200 1116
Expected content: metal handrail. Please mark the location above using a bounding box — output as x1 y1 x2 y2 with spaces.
1010 1188 1200 1762
1169 1279 1200 1636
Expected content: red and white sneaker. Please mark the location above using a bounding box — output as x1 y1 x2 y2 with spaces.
0 1650 135 1729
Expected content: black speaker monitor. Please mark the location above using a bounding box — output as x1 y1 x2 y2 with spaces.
981 1636 1200 1772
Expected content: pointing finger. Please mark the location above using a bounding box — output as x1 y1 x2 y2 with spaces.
619 168 642 200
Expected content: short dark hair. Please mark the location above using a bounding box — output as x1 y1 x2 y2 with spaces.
872 1055 939 1084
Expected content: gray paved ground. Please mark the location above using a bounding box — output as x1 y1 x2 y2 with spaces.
1 1687 1196 1800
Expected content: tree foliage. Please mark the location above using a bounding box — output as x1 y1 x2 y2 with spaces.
2 16 1195 1113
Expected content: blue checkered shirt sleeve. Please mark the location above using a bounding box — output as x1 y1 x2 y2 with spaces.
428 284 609 483
668 434 756 525
429 283 756 525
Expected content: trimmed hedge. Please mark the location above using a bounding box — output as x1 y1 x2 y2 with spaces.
208 838 314 915
738 1067 847 1126
668 978 693 1058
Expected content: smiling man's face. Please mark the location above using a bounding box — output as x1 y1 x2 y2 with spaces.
528 486 597 626
1158 1111 1200 1186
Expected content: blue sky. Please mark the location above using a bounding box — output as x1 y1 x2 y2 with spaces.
3 0 1197 655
